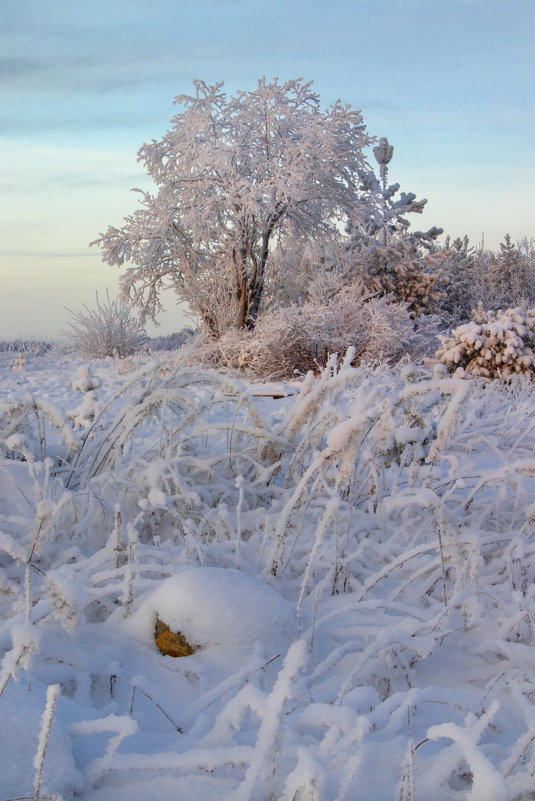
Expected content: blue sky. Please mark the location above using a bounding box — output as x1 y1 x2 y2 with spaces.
1 0 534 339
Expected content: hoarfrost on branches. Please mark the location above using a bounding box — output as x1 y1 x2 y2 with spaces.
93 77 376 336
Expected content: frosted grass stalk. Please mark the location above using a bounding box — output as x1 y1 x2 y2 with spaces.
297 492 340 635
33 683 60 801
25 562 32 624
235 639 307 801
235 474 244 569
123 522 140 617
396 709 415 801
0 644 26 697
426 705 506 801
268 451 325 575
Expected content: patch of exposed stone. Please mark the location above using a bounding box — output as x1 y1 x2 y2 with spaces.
155 619 196 657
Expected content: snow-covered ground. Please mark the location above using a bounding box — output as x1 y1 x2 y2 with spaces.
1 345 535 800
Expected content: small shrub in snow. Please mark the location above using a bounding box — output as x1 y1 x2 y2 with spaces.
72 365 101 393
436 304 535 379
64 291 146 359
11 354 27 372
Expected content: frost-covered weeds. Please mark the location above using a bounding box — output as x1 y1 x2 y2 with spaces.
63 290 146 359
2 353 535 799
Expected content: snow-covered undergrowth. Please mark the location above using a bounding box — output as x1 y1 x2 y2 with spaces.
1 346 535 800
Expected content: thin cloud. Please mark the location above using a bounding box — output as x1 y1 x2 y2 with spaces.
0 172 146 193
0 250 95 259
0 104 171 136
0 57 43 79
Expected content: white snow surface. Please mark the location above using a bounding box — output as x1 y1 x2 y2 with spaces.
1 347 535 800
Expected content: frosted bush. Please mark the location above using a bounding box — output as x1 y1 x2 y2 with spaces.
193 293 437 379
63 291 146 359
436 304 535 379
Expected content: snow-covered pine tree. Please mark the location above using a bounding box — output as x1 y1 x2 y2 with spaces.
341 137 443 316
93 78 376 337
436 304 535 379
435 236 478 326
486 234 534 308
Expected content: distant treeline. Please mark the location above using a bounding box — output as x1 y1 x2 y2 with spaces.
0 330 196 356
0 339 53 356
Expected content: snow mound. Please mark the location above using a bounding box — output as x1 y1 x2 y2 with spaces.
128 567 296 652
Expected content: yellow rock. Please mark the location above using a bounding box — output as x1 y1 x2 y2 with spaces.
155 619 195 657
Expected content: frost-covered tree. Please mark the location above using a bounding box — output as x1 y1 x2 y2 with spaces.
340 137 444 316
93 78 375 337
435 236 478 326
361 136 429 244
481 234 535 310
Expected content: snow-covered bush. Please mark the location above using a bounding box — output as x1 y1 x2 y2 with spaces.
193 293 438 378
64 291 146 358
436 304 535 379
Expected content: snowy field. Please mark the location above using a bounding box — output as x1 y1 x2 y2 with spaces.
1 345 535 801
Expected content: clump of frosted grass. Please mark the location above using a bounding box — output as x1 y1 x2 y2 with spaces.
63 290 146 359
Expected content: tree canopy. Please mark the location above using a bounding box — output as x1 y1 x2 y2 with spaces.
94 78 377 335
94 77 434 336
